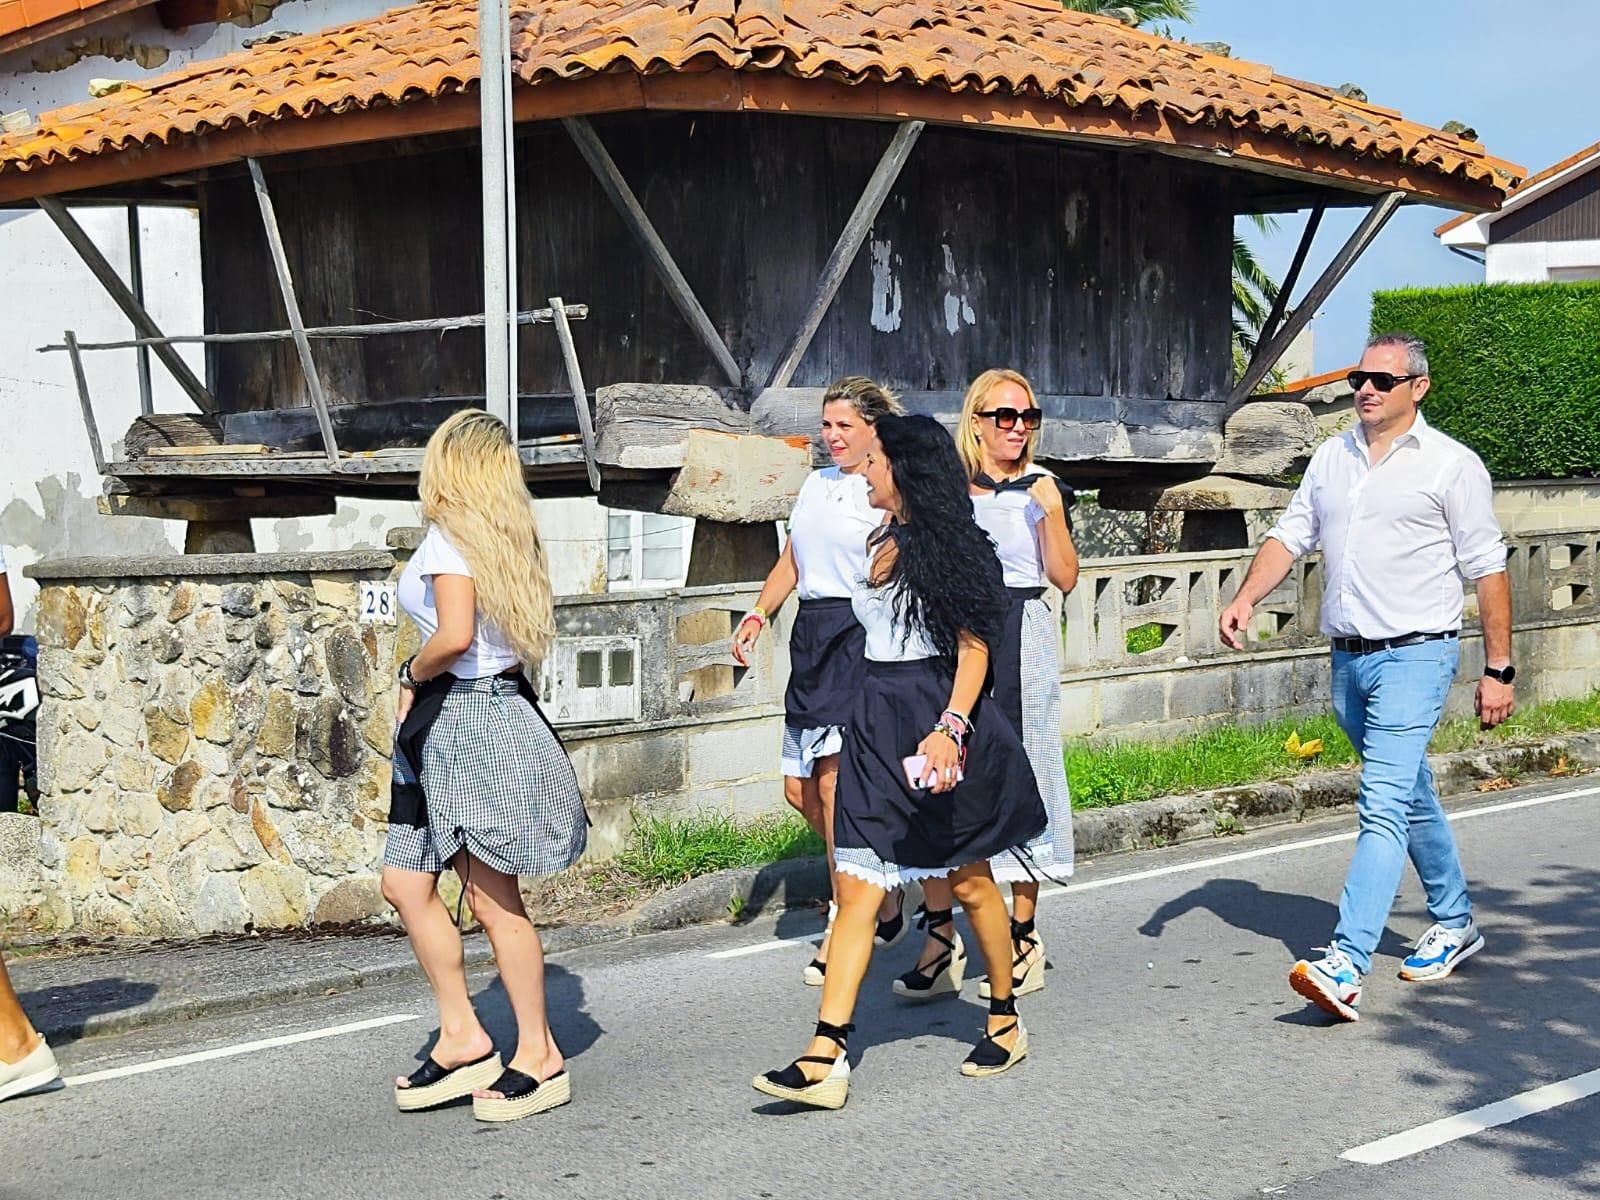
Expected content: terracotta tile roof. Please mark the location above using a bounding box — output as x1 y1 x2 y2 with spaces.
0 0 1525 204
0 0 153 54
1435 137 1600 237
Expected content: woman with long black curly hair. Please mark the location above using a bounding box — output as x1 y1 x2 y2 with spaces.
753 413 1047 1110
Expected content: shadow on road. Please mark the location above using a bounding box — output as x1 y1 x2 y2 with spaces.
405 963 603 1078
19 978 160 1046
1136 877 1411 962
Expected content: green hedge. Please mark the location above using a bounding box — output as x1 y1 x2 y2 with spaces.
1368 282 1600 480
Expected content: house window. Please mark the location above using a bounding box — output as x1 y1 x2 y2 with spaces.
606 510 692 590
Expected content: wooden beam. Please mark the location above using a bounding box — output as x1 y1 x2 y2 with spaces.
37 196 217 414
247 157 338 465
1227 191 1404 411
98 493 338 521
767 119 924 388
65 332 106 474
561 116 743 389
548 294 599 491
37 304 588 352
595 383 751 469
126 204 154 416
1255 202 1323 349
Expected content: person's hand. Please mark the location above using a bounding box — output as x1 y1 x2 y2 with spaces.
396 682 415 725
1029 477 1064 516
731 615 764 666
914 730 962 794
1475 676 1514 729
1219 597 1254 651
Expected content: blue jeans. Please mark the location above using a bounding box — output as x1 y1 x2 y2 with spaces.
1330 640 1471 975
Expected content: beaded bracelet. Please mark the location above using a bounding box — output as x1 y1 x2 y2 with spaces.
941 709 971 737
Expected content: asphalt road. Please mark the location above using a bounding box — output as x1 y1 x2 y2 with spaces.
3 776 1597 1200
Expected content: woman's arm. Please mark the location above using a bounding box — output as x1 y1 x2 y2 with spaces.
913 630 989 794
397 573 477 724
1030 478 1080 594
731 540 799 665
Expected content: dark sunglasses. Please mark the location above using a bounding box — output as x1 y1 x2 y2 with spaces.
1347 370 1423 393
976 407 1044 431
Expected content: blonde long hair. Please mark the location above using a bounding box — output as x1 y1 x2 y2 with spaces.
955 368 1041 479
418 409 555 668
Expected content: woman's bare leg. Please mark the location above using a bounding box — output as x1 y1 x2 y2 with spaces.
382 866 492 1084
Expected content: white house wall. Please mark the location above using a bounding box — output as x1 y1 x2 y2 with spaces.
1485 239 1600 283
0 0 607 630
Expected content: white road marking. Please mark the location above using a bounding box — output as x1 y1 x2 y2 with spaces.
63 1013 420 1087
1340 1066 1600 1164
704 783 1600 959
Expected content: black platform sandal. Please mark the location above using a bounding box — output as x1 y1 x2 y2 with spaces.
751 1020 853 1110
393 1049 503 1112
471 1066 572 1122
960 995 1029 1078
978 916 1046 1000
892 907 967 1001
875 888 908 948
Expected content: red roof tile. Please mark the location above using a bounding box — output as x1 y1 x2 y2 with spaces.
0 0 1525 204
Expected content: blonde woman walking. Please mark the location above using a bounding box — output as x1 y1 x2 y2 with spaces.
901 369 1078 1003
732 377 907 985
382 410 588 1123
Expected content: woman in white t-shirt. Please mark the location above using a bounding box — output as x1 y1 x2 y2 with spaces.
383 410 588 1124
902 369 1080 1003
731 377 906 984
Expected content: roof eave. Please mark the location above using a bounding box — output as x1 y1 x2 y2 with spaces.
0 72 1518 211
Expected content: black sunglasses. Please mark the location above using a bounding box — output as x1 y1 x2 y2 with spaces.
976 406 1044 431
1347 370 1423 393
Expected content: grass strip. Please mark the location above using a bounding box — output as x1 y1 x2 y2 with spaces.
1068 689 1600 809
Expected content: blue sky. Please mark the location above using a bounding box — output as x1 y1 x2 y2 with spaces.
1178 0 1600 372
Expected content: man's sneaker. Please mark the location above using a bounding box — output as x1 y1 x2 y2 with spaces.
1289 948 1362 1022
1399 920 1484 982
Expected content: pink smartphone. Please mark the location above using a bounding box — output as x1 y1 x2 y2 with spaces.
903 755 962 789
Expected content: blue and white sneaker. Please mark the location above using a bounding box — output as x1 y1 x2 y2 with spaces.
1289 947 1362 1022
1399 920 1484 982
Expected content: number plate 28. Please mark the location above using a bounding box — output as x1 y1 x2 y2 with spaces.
358 580 398 625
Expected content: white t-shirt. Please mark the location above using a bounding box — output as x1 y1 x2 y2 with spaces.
397 526 521 679
971 466 1055 589
789 467 882 600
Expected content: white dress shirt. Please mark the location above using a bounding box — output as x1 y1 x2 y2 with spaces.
1266 411 1506 639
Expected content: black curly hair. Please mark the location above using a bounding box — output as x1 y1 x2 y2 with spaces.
872 413 1006 659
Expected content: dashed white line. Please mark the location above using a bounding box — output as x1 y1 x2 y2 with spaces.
1341 1066 1600 1164
704 783 1600 959
63 1013 420 1087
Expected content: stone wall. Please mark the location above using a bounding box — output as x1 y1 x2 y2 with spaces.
2 552 408 937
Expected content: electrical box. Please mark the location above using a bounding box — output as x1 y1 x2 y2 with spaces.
536 635 642 726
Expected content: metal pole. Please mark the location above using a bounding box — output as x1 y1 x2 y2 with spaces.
479 0 511 427
501 0 518 447
127 204 153 416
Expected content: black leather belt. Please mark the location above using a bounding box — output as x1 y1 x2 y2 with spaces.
1331 630 1458 655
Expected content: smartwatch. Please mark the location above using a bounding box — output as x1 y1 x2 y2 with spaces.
1483 664 1515 684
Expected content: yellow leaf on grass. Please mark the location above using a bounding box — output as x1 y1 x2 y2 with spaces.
1283 731 1323 759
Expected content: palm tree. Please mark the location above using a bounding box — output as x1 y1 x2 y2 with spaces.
1059 0 1196 21
1233 214 1280 357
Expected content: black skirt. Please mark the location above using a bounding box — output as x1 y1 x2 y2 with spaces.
990 585 1046 735
834 658 1047 884
783 598 865 731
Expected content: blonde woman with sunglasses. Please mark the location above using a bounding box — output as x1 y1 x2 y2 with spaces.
898 369 1079 1004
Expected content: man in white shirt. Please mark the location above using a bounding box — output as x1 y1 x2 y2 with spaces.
1219 333 1515 1022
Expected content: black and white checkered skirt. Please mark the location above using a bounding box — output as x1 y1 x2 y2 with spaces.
383 674 587 877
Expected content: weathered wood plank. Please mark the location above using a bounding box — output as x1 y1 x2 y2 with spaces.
549 294 600 491
1256 203 1325 349
39 196 217 415
248 158 340 464
65 332 106 474
1211 401 1318 477
562 116 743 388
220 395 580 453
767 120 924 388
